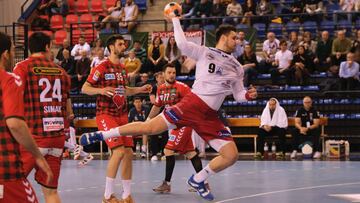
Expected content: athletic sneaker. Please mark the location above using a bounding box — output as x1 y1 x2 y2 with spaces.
120 195 134 203
290 150 297 159
141 145 147 158
189 182 210 192
78 154 94 166
153 181 171 193
187 175 214 201
313 151 322 159
80 131 104 146
73 144 82 160
150 155 158 161
102 194 121 203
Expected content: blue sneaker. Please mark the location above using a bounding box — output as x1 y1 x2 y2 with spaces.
79 131 104 146
187 175 214 201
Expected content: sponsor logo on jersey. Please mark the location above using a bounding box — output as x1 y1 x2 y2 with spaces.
217 129 231 138
169 134 176 141
216 67 223 75
105 73 116 80
42 117 64 132
92 70 100 81
206 53 215 60
33 67 62 75
170 88 176 93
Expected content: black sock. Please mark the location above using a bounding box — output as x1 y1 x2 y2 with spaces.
165 155 175 182
190 154 203 173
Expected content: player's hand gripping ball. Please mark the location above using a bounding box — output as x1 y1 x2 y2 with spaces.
164 2 182 18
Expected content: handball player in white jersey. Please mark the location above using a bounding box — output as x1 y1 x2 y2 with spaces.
81 16 257 201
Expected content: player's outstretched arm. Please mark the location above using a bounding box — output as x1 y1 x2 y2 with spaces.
172 18 204 61
81 81 115 97
232 80 257 102
125 84 152 96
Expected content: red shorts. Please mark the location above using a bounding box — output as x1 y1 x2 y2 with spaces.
165 127 195 154
21 136 65 189
96 114 134 149
162 92 233 144
0 178 38 203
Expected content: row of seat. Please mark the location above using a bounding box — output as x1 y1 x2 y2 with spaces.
36 28 97 45
50 14 95 30
223 98 360 107
67 0 117 14
226 113 360 120
176 73 329 81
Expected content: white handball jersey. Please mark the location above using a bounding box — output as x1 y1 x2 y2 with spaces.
172 18 248 110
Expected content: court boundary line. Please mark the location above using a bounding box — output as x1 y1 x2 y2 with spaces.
215 182 360 203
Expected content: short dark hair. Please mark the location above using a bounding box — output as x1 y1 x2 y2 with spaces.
215 24 236 43
162 63 176 72
133 96 142 101
0 32 11 57
279 39 287 46
134 40 141 44
29 32 51 54
106 34 124 53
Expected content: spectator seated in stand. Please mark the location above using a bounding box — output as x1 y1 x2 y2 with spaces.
287 31 300 53
75 50 91 89
261 32 280 73
255 0 273 25
91 39 104 59
238 44 258 87
241 0 256 25
351 30 360 63
339 52 360 90
314 31 333 73
120 0 139 32
233 31 249 59
292 45 313 85
290 96 322 159
331 30 352 75
164 36 182 75
256 98 288 160
56 39 72 63
124 50 142 86
225 0 242 25
144 36 166 75
271 40 294 85
132 40 147 64
102 0 123 26
91 48 106 68
71 36 91 61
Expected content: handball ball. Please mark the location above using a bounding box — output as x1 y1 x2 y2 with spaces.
164 2 182 17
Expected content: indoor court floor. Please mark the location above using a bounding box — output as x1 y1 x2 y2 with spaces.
30 160 360 203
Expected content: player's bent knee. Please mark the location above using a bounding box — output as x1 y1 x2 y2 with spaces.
164 148 175 156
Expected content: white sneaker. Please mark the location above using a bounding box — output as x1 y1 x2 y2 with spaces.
290 150 297 159
78 154 94 166
313 151 321 159
141 145 147 158
73 144 82 160
151 155 158 161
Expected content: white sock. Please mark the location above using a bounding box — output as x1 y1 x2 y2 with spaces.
102 127 120 140
104 177 115 199
122 180 131 199
194 164 215 183
80 150 89 157
64 141 75 151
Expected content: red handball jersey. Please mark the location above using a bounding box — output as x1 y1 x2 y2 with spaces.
87 59 129 116
13 55 71 138
154 81 191 108
0 69 25 181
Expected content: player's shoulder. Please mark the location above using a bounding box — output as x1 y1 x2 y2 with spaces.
158 83 167 90
0 70 22 88
174 81 189 88
13 58 31 71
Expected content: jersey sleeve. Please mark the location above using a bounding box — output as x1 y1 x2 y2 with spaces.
294 109 301 118
172 18 205 61
12 62 27 91
2 73 25 120
232 79 248 102
86 64 103 85
154 87 163 107
313 109 320 119
180 83 191 98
